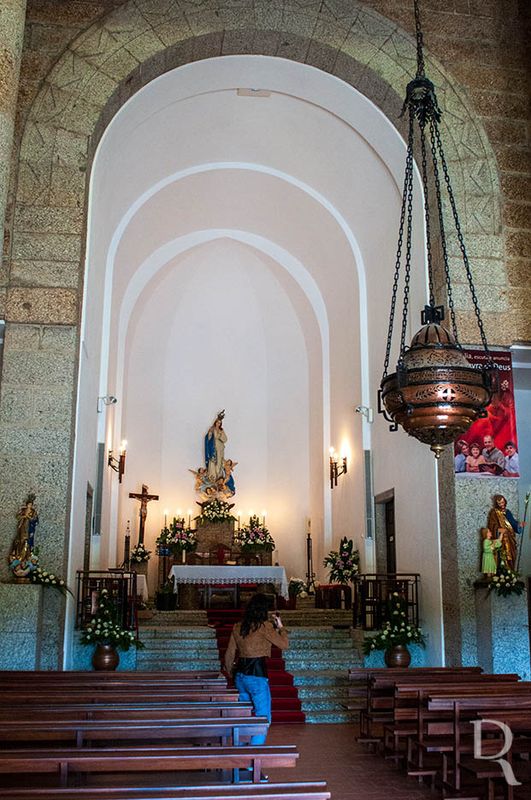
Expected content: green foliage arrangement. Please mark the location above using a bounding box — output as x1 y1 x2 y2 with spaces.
323 537 360 584
363 592 425 654
80 588 144 651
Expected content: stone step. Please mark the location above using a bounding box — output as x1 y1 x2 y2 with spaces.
304 709 360 724
296 686 350 700
291 668 351 683
140 627 215 639
136 656 221 669
139 640 219 651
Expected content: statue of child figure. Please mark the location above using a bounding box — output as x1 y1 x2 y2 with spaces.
481 527 501 578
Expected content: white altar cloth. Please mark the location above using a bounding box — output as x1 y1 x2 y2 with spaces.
169 565 289 599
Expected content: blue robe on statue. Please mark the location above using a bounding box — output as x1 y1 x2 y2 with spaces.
205 432 216 469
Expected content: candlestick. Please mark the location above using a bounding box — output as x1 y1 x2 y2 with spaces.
237 511 241 531
187 509 192 529
164 508 168 527
261 510 266 526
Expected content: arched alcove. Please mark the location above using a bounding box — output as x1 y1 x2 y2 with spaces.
64 55 443 667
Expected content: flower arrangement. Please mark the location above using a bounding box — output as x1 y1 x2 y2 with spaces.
288 577 307 598
234 516 275 552
157 518 197 554
489 565 525 597
323 537 360 584
80 588 143 651
130 542 151 563
30 565 72 596
362 593 425 654
200 499 236 524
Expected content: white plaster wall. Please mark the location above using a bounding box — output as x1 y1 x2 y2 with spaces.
71 55 442 665
121 239 310 587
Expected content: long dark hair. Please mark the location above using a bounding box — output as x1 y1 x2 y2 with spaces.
240 593 269 637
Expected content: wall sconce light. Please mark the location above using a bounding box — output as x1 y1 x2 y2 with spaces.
108 440 127 483
97 395 118 413
355 405 374 423
329 447 347 489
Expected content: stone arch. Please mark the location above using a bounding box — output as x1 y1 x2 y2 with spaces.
10 0 502 325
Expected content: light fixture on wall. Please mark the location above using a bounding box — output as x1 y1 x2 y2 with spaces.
329 448 347 489
378 0 494 458
97 395 118 413
355 405 374 423
108 440 127 483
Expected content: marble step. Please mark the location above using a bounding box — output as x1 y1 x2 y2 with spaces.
296 685 350 700
136 656 221 670
304 709 360 723
139 639 219 651
140 627 216 639
291 669 351 684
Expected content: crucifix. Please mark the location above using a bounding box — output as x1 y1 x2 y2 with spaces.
129 484 159 544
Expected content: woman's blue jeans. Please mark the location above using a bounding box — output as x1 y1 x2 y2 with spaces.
234 673 271 745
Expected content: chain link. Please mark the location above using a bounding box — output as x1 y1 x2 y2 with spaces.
414 0 425 77
382 109 416 380
432 124 493 362
428 121 460 343
419 124 435 306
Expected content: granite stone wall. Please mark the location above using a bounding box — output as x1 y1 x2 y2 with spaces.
0 0 528 669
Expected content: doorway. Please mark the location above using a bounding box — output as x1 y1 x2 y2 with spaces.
374 489 396 574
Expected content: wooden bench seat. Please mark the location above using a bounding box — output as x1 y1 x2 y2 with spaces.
0 702 254 722
0 690 240 705
0 716 270 749
0 780 330 800
0 744 299 787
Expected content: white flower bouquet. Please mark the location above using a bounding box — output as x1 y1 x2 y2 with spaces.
130 542 151 563
30 564 72 596
489 565 525 597
200 499 236 524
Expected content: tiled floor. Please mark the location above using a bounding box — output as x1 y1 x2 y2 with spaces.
268 724 434 800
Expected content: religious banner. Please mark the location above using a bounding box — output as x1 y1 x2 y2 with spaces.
454 350 519 477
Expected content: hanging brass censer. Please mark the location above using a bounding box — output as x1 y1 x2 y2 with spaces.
378 0 495 458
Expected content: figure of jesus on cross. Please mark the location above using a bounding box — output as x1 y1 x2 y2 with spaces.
129 484 159 544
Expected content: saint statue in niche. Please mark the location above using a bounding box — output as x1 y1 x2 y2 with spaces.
486 494 521 572
190 411 237 501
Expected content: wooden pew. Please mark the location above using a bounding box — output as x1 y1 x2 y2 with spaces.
0 702 254 722
0 780 331 800
359 673 521 746
0 690 240 705
0 744 299 787
0 670 223 681
0 716 270 748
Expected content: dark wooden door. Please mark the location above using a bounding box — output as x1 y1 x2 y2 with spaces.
385 497 396 574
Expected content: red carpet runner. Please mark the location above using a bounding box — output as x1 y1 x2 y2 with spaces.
207 608 305 724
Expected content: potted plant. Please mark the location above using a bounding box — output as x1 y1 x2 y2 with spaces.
488 564 525 597
80 588 143 670
362 592 425 667
155 579 178 611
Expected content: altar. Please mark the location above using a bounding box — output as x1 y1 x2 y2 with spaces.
169 565 289 599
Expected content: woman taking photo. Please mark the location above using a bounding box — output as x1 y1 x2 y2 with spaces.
224 593 289 744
